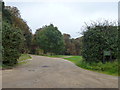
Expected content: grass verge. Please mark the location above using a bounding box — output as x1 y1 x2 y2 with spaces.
17 54 32 65
2 54 31 69
77 59 118 76
18 54 31 62
47 55 73 58
47 55 118 76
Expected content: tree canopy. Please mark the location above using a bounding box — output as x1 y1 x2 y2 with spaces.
34 24 65 55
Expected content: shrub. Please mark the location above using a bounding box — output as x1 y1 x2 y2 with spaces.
82 21 118 63
2 22 24 66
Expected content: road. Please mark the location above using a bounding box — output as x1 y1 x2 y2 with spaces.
2 55 118 88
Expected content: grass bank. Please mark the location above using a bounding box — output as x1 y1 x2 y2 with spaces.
47 55 118 76
18 54 31 62
77 59 118 76
2 54 31 69
47 55 73 58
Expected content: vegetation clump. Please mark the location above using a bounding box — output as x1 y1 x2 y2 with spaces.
82 21 118 63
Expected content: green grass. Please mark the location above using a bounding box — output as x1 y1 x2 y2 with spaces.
18 54 31 62
77 59 119 76
63 56 82 64
47 55 118 76
47 55 73 58
17 54 32 65
46 55 82 64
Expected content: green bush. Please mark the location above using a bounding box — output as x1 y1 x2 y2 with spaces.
2 22 24 66
82 21 118 63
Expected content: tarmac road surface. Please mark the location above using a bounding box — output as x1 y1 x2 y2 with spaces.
2 55 118 88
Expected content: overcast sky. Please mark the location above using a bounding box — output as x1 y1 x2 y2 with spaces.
5 1 118 38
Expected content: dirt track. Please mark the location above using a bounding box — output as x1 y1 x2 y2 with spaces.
2 55 118 88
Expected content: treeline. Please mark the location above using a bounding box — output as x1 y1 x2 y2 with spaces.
31 24 83 56
32 21 118 64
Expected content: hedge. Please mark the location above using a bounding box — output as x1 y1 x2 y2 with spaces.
82 21 118 63
2 21 24 66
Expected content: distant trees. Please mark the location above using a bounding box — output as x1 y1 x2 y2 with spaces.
32 27 83 56
74 37 83 55
63 33 83 55
34 24 65 55
63 34 71 55
82 21 118 63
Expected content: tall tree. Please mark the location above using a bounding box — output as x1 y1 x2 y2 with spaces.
4 6 32 53
2 2 24 66
34 24 65 55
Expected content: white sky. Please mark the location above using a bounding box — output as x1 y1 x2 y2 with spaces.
4 0 118 38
